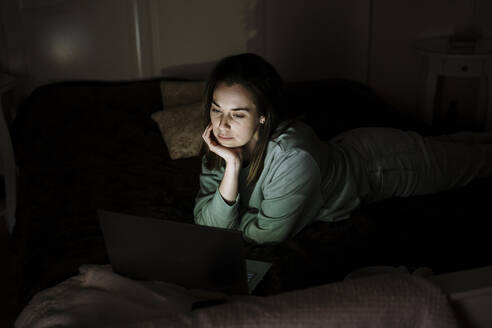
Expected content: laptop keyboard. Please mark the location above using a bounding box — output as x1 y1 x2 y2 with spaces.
247 272 257 282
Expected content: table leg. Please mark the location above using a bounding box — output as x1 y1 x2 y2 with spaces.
485 70 492 131
0 102 16 234
423 72 439 125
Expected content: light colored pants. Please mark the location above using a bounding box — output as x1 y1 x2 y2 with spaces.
332 128 492 203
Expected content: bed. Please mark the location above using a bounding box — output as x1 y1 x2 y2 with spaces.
9 77 492 325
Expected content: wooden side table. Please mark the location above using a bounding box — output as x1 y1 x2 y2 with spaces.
0 73 17 233
416 38 492 130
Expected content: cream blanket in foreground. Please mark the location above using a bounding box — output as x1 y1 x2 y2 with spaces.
16 265 458 328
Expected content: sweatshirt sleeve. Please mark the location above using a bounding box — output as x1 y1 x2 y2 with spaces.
193 157 240 229
239 150 324 244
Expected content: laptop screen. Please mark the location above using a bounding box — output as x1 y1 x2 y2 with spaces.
98 209 249 294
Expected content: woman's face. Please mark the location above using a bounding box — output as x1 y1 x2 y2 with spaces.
210 82 265 149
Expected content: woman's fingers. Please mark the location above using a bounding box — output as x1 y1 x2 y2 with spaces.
201 124 243 165
202 124 214 147
202 124 210 141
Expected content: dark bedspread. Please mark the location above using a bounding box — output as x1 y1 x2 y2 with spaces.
10 78 492 313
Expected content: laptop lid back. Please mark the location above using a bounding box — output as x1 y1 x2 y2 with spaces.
98 210 248 294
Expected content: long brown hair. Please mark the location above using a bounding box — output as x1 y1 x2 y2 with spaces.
201 53 286 185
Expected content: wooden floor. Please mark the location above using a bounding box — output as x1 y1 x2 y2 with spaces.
0 219 17 328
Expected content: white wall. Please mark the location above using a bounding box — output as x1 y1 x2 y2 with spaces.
476 0 492 37
149 0 250 77
370 0 476 118
263 0 370 83
0 0 371 89
147 0 370 83
9 0 143 91
1 0 490 122
0 0 26 80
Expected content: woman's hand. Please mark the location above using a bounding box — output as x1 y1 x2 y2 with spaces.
202 124 243 167
202 123 242 204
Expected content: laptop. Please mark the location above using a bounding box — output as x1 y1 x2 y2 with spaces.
97 209 271 295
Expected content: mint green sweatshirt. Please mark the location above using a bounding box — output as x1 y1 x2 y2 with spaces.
193 121 362 244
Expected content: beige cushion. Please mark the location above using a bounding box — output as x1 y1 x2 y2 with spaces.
151 102 204 160
160 81 205 108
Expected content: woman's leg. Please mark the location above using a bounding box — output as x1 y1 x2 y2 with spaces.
417 133 492 193
432 131 492 144
332 128 492 203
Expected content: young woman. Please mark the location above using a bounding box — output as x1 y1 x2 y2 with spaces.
194 53 492 244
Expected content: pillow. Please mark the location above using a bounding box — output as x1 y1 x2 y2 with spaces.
160 81 205 108
151 102 204 160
